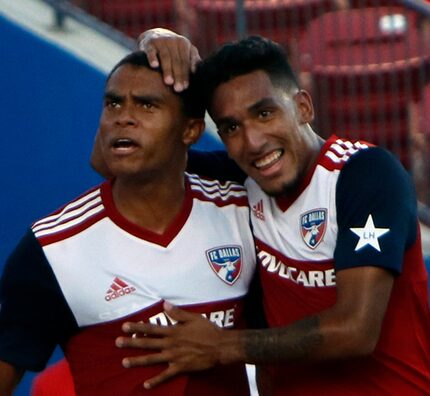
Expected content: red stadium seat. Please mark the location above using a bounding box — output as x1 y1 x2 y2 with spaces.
299 6 430 168
348 0 400 7
412 83 430 206
72 0 191 39
189 0 337 58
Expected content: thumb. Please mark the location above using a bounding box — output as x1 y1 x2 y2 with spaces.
190 46 202 73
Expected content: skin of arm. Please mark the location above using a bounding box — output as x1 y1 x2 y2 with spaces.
116 265 394 389
90 129 112 179
0 361 24 395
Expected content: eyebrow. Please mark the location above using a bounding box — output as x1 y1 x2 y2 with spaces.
104 91 164 105
104 91 123 101
214 97 277 126
248 97 277 113
132 94 164 104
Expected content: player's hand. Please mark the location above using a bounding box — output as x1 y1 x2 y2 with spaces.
137 28 201 92
115 301 227 389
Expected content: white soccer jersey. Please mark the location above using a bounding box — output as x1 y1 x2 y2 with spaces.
245 136 430 395
0 173 256 396
187 136 430 395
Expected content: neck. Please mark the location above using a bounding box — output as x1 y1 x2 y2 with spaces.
307 131 325 168
112 174 186 234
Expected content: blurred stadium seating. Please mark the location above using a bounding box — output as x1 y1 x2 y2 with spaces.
73 0 180 39
64 0 430 218
299 6 430 169
187 0 337 59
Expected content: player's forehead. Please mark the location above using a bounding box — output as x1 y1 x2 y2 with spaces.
106 64 171 97
210 71 286 116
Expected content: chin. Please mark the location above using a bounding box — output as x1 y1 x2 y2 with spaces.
109 167 142 179
261 178 299 197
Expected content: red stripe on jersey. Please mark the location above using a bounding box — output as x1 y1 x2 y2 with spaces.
256 238 336 327
320 135 374 171
191 190 249 207
275 136 373 211
36 210 106 247
33 200 103 235
32 186 101 228
188 174 249 208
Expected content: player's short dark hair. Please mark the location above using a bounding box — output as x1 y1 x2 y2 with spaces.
107 51 205 119
195 36 300 111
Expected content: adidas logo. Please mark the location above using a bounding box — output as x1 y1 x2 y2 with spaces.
105 277 136 302
252 200 265 221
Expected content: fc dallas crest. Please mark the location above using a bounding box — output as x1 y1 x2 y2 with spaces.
300 208 327 249
206 246 242 285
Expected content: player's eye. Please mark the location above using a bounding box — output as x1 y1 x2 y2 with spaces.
105 98 121 108
141 102 154 109
136 99 155 109
219 124 239 136
259 109 273 118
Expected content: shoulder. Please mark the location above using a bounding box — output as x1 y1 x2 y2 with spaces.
187 149 246 183
338 146 414 199
333 145 418 272
31 183 106 246
1 229 46 285
186 172 249 207
319 136 374 171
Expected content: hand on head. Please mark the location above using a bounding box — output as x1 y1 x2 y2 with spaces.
138 28 201 92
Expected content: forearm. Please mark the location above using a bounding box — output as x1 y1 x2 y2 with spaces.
221 316 323 365
243 316 322 363
229 267 394 365
223 310 379 365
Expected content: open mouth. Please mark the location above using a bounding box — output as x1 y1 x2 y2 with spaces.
111 138 138 150
254 149 283 169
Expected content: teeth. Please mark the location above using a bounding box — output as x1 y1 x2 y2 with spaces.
254 150 282 169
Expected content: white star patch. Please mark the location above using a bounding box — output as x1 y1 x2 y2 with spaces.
350 214 390 252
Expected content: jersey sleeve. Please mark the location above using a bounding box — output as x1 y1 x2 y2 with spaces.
0 230 77 371
187 149 247 183
334 147 417 274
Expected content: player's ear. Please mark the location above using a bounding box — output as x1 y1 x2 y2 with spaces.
182 118 205 146
294 90 314 124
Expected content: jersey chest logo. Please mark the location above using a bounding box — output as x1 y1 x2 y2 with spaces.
300 208 327 249
206 246 243 285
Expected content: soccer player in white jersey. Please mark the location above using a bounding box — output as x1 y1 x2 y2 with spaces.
0 51 256 395
105 30 430 395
